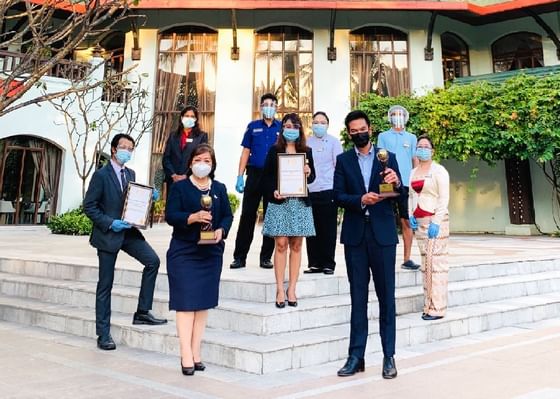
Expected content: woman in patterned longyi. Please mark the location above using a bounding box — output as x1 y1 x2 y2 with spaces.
408 135 450 320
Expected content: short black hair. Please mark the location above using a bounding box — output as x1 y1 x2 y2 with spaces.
260 93 278 104
110 134 135 150
312 111 329 124
344 110 370 131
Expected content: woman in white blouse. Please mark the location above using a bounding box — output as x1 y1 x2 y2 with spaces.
408 135 450 320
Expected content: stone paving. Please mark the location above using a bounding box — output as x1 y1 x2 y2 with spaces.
1 223 560 397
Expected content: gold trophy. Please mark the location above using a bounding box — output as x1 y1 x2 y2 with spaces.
198 194 216 244
377 149 400 198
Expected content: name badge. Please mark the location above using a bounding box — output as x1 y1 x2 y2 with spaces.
186 138 193 143
253 128 263 133
317 147 324 152
403 141 410 148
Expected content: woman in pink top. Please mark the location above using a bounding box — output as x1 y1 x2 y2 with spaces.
408 135 450 320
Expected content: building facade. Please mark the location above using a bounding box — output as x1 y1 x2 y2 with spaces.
0 0 559 233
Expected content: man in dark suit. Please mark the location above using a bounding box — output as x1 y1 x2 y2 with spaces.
334 110 402 379
84 133 167 351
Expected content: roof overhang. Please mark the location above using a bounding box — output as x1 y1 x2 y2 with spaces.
133 0 558 15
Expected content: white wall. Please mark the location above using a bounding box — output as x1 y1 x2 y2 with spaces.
312 29 351 136
122 29 159 186
442 159 510 234
213 29 256 193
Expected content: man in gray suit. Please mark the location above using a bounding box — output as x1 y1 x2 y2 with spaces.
84 133 167 351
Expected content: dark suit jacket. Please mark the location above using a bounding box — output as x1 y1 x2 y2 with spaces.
263 146 316 206
165 179 233 243
333 146 404 247
162 130 208 183
83 164 144 253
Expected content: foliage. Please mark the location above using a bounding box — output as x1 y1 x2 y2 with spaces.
352 73 560 229
153 199 165 216
46 207 92 236
228 193 240 214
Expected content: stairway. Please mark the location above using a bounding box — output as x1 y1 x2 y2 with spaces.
0 256 559 374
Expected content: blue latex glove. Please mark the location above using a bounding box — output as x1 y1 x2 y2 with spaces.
409 216 418 231
428 222 440 239
235 175 245 193
152 189 160 201
110 220 131 233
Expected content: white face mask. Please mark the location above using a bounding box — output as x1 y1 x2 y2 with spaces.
182 117 196 128
191 162 211 178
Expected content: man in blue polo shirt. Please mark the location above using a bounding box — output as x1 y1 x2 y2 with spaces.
230 93 281 269
377 105 420 270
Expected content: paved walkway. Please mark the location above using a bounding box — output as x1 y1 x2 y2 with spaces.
1 225 560 398
1 319 559 399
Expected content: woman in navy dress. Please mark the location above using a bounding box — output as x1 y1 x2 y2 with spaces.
165 144 233 375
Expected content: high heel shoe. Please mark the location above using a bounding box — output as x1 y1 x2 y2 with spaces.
275 291 286 308
286 289 298 307
194 361 206 371
181 359 195 376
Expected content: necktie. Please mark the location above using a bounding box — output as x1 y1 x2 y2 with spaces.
120 169 127 192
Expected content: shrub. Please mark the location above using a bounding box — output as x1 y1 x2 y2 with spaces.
46 207 92 235
228 193 240 214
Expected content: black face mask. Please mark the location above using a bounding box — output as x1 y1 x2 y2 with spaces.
350 131 370 148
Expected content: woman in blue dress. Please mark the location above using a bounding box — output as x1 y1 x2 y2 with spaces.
262 113 316 308
165 144 233 375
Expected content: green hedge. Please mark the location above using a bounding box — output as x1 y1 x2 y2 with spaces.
46 207 93 236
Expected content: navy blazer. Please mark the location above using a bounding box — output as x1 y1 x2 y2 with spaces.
162 130 208 182
165 178 233 243
334 146 404 247
83 164 144 253
263 146 316 206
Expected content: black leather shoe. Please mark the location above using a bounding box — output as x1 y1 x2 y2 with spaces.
337 356 365 376
286 289 297 307
260 259 273 269
323 268 334 275
401 260 420 270
194 362 206 371
132 311 167 325
181 359 195 376
303 267 323 274
97 334 116 350
382 356 397 379
422 314 444 321
230 258 246 269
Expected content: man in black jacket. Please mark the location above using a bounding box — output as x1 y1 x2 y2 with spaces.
84 134 166 351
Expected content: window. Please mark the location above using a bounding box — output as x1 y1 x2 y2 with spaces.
492 32 543 73
350 26 409 106
441 32 470 82
152 27 217 182
254 26 313 128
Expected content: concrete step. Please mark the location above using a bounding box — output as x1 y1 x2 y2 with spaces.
1 256 559 303
1 292 559 374
2 270 560 335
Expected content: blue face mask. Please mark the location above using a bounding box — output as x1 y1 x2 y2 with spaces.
116 149 132 164
416 148 432 161
312 124 328 138
182 117 196 128
262 106 276 119
283 128 300 142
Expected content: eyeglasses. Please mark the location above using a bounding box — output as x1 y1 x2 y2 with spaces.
261 102 277 107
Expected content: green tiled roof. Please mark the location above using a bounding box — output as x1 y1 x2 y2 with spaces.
453 65 560 85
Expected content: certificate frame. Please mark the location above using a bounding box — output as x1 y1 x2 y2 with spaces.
121 182 153 229
277 153 307 197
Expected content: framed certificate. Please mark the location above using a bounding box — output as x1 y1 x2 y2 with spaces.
122 182 153 229
277 153 307 197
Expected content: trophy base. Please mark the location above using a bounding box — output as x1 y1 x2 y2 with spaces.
378 191 401 198
198 231 218 245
